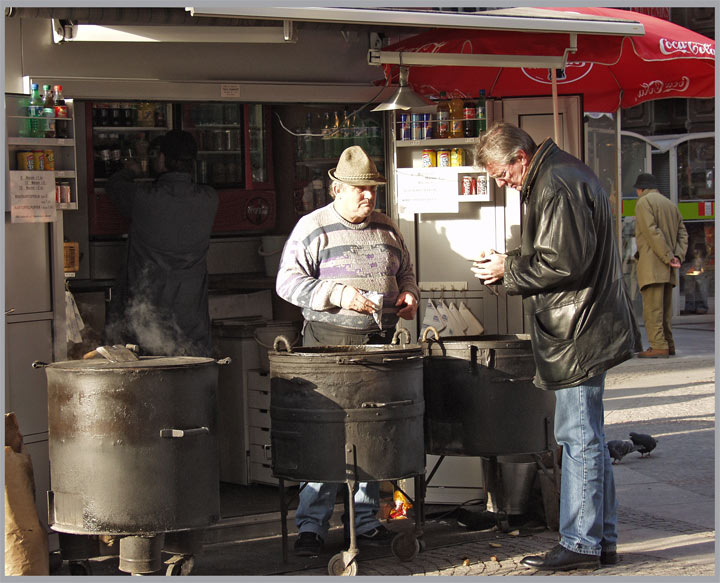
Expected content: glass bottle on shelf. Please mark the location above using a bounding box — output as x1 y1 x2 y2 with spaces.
340 108 353 152
302 113 314 160
135 132 150 176
27 83 44 138
54 85 70 138
437 92 450 139
463 97 476 138
476 89 487 133
42 84 56 138
321 111 332 159
449 95 464 138
330 111 342 158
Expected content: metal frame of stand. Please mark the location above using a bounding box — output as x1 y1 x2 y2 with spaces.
278 445 426 576
423 416 561 533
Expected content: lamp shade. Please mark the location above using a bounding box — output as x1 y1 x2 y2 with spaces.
372 66 430 111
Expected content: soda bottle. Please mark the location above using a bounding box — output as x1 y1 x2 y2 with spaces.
477 89 487 132
449 95 464 138
436 91 450 139
42 84 56 138
27 83 44 138
321 111 333 159
54 85 70 139
463 97 476 138
341 108 353 152
330 111 342 157
302 113 314 160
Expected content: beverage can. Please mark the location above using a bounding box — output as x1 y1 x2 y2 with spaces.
437 149 450 167
399 113 411 141
44 150 55 171
477 174 488 197
462 175 473 195
60 182 71 203
32 150 46 171
411 113 423 140
450 148 465 167
55 183 61 203
16 151 35 170
423 113 433 139
471 177 477 195
421 149 437 168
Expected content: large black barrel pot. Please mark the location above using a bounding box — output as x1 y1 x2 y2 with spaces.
269 341 424 483
423 333 556 456
43 356 221 535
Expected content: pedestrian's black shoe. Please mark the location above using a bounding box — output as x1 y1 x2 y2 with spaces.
520 544 600 571
345 525 396 547
294 532 324 557
601 550 619 565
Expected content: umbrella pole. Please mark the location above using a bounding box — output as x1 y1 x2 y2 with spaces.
551 68 560 143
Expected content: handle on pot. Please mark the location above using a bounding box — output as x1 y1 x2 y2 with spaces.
273 335 294 353
391 327 411 345
336 355 422 365
258 245 284 257
32 360 49 369
421 326 440 343
160 427 210 438
361 399 413 408
256 331 298 350
216 357 232 366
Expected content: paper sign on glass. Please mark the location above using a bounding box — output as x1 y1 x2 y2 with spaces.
10 171 57 223
396 168 459 214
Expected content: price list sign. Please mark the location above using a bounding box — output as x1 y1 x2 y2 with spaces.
396 168 459 214
9 171 57 223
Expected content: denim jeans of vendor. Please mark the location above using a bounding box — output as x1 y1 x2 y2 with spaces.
295 321 392 539
554 372 617 556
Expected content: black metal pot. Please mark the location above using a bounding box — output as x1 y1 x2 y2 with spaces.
41 356 222 536
423 332 556 456
269 338 424 482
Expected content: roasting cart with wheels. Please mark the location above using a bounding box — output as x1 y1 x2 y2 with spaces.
269 330 426 576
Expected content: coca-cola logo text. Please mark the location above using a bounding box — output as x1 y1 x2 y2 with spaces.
659 38 714 57
637 76 691 99
246 197 271 225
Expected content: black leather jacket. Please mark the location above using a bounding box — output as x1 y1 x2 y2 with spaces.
503 139 641 389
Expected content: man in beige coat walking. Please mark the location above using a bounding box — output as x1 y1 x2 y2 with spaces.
633 173 688 358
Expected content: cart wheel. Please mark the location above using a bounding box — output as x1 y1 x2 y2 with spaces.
391 532 420 562
328 552 358 576
418 537 427 553
165 555 195 576
68 560 92 576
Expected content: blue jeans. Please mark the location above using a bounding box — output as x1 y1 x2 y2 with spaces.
554 372 617 556
296 481 381 539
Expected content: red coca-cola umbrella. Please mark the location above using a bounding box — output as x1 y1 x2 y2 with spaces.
376 7 715 113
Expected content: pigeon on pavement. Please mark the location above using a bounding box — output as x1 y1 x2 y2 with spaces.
629 432 658 457
607 439 636 464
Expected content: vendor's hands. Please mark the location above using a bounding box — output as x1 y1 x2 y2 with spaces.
471 250 507 285
395 292 418 320
340 286 380 315
670 256 682 269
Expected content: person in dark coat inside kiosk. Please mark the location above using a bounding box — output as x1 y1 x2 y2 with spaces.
105 129 218 356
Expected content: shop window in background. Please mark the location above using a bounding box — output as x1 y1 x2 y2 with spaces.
677 137 714 315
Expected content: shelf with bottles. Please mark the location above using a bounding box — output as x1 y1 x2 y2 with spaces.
6 91 79 210
295 108 384 164
91 101 170 130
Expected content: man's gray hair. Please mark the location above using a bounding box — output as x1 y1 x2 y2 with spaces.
474 122 538 169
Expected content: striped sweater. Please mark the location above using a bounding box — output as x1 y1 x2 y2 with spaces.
276 203 419 331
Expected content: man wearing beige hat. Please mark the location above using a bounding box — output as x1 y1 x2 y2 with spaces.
276 145 419 556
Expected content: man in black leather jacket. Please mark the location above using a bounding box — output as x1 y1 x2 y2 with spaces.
472 122 641 572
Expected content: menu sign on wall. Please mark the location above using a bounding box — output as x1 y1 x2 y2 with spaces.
9 171 57 223
396 168 459 214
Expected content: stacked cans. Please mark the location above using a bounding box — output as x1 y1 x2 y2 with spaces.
400 113 434 141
